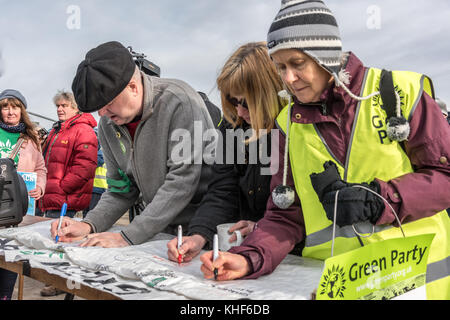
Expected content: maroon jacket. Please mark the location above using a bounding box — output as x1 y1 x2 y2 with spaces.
39 113 98 212
229 52 450 278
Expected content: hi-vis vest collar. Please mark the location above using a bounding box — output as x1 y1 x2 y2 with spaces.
276 67 450 299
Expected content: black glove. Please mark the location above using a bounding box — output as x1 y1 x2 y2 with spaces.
310 161 385 227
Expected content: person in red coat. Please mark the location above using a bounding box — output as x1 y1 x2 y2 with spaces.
38 90 98 219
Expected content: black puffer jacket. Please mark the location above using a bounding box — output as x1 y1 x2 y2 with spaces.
188 119 272 247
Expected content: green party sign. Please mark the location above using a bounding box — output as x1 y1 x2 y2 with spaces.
316 233 434 300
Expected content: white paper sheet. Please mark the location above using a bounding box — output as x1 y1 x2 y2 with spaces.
0 220 323 300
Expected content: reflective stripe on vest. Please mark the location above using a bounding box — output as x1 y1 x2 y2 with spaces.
93 164 108 189
276 67 450 299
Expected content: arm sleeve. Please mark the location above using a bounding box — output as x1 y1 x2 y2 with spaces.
376 92 450 226
83 123 139 233
187 121 240 245
228 129 306 279
120 91 216 244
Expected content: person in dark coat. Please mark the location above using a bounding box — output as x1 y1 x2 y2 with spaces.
167 42 286 262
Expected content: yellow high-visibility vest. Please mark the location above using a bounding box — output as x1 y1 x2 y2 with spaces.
276 67 449 299
93 163 108 190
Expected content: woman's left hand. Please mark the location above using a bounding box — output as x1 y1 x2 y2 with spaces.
28 186 43 200
228 220 256 242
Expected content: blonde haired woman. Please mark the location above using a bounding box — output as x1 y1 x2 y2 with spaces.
167 42 287 262
218 41 283 141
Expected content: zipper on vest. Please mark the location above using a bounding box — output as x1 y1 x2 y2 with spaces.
119 126 142 196
44 132 60 167
130 121 145 197
321 103 327 116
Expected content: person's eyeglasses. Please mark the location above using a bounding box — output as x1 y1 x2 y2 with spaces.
226 95 248 109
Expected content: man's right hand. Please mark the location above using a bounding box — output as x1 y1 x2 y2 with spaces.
167 234 207 263
50 218 92 243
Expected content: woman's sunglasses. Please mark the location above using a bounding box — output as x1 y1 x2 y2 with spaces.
226 94 248 109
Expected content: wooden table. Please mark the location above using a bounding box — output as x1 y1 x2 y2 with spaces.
0 215 120 300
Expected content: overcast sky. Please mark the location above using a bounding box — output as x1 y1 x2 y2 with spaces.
0 0 449 129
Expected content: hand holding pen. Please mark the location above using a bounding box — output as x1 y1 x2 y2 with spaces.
199 242 252 281
55 203 67 243
177 225 183 264
50 206 92 243
166 233 207 263
213 234 219 280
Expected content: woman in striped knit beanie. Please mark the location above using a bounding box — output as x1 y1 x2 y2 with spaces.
200 0 450 300
267 0 343 77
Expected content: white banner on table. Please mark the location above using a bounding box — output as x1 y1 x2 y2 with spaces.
0 220 323 300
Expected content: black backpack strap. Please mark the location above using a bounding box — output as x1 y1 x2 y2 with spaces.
0 175 5 209
379 69 397 119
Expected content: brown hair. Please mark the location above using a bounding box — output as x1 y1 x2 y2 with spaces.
0 98 41 150
217 42 285 141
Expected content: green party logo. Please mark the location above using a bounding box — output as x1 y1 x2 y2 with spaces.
116 131 126 154
119 140 126 154
319 264 347 299
0 140 14 158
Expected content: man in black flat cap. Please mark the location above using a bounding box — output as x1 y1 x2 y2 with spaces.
50 41 216 247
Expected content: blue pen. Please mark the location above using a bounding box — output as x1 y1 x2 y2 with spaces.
54 203 67 243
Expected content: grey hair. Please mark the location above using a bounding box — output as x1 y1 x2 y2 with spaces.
53 90 78 110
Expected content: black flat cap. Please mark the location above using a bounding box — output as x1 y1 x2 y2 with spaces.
72 41 136 112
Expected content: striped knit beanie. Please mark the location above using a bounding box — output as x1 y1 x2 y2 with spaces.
267 0 342 75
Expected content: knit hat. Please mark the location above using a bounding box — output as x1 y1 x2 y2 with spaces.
268 1 407 210
0 89 27 109
72 41 136 113
268 1 345 210
267 1 406 137
267 0 342 75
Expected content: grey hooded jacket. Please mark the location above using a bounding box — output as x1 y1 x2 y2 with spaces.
83 72 216 244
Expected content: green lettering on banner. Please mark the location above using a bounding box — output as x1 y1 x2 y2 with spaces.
316 233 434 300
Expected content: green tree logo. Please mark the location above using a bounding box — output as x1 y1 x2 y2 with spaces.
0 140 14 158
319 265 347 299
